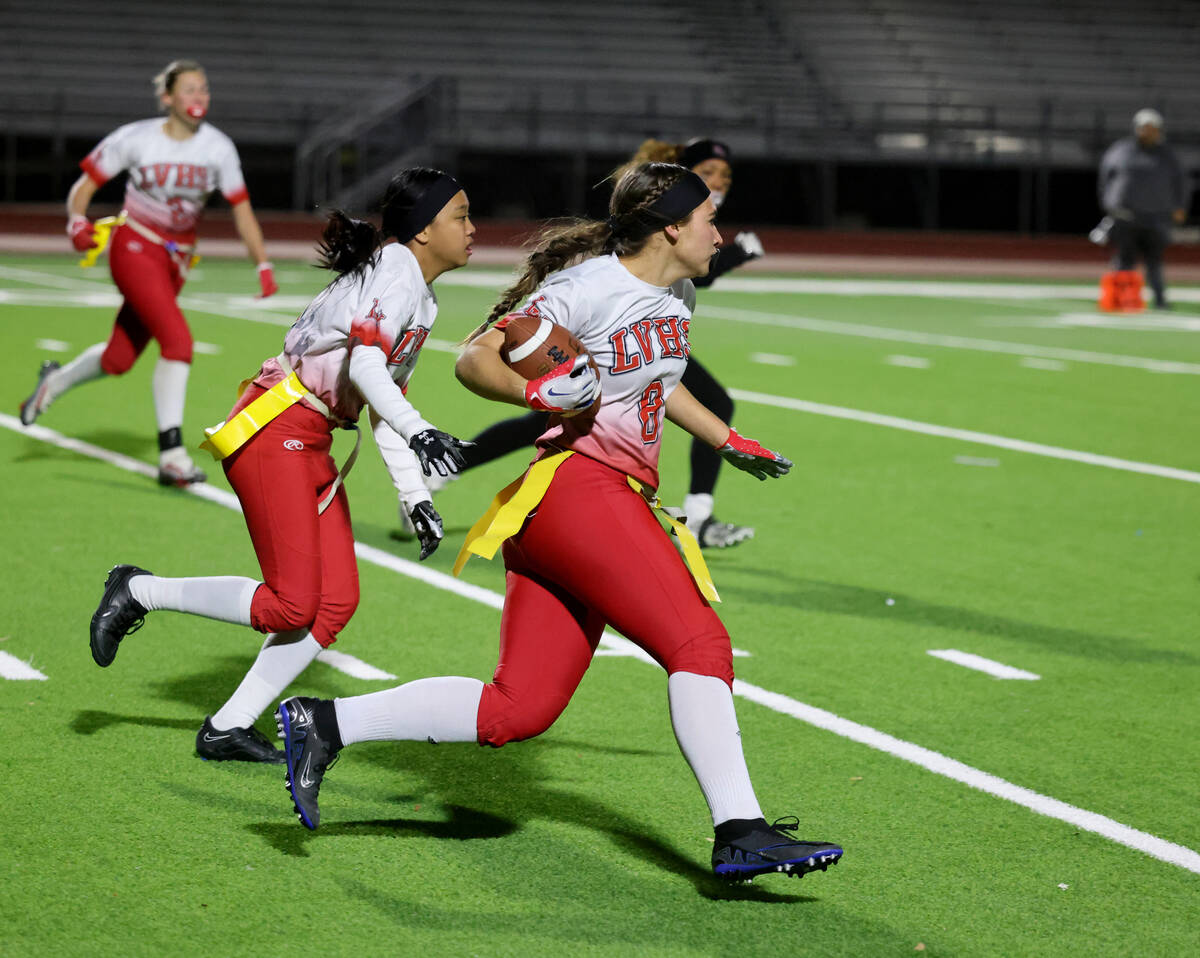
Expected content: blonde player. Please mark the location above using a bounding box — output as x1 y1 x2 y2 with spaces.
275 163 843 884
19 59 277 486
88 169 473 763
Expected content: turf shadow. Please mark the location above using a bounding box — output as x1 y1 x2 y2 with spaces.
720 567 1198 666
537 737 668 758
74 428 157 458
343 740 815 901
71 709 199 736
145 655 351 714
245 805 517 858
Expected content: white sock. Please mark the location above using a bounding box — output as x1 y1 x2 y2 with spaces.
668 671 763 826
211 630 321 730
334 677 484 745
683 493 715 533
152 358 190 435
43 342 107 408
128 574 258 625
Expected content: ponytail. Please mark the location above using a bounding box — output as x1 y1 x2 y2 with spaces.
475 162 692 339
315 210 382 278
480 219 610 331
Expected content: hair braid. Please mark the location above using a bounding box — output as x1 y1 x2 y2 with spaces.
473 162 691 340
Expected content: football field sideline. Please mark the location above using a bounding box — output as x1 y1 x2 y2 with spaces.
3 410 1198 876
5 264 1200 485
4 261 1199 376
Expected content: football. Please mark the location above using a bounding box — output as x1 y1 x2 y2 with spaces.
500 313 589 380
500 313 600 418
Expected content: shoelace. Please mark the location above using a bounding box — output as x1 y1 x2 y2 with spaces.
769 815 801 836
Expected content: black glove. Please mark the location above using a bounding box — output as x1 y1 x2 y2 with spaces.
409 428 472 477
408 500 444 560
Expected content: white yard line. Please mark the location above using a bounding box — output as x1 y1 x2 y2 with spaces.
735 680 1200 874
6 263 1199 376
3 411 1198 874
701 305 1200 375
926 649 1040 680
884 354 932 368
729 389 1200 485
0 650 48 680
315 648 397 681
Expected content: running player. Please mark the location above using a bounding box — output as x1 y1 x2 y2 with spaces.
88 168 474 763
276 163 843 883
413 137 763 549
18 59 277 486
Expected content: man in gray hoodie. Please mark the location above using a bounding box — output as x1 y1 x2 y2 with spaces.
1098 108 1189 309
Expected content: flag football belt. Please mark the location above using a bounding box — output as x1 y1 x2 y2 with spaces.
79 212 201 273
452 450 719 602
199 355 360 516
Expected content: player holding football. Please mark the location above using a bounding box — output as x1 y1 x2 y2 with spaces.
88 168 474 763
413 137 763 549
18 59 277 486
276 163 843 883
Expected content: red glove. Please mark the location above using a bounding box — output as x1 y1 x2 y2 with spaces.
256 261 278 298
715 427 793 480
68 215 97 253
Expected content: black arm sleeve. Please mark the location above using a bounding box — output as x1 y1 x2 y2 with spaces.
693 242 756 289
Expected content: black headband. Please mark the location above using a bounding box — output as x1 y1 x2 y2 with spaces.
678 138 731 170
393 173 463 242
647 171 711 223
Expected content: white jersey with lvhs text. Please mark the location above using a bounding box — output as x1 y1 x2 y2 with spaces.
81 118 248 243
254 241 436 426
515 253 696 490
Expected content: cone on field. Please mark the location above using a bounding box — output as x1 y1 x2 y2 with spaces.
1116 270 1144 311
1098 270 1144 312
1098 271 1120 310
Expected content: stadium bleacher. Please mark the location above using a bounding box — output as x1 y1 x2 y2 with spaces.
0 0 1195 212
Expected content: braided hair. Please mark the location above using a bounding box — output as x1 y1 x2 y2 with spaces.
480 162 692 332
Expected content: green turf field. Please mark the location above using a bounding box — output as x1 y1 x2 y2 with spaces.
1 252 1197 956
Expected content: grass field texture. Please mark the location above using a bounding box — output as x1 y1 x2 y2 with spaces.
1 253 1197 957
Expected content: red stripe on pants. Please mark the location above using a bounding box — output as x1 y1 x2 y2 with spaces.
223 390 359 647
477 452 732 747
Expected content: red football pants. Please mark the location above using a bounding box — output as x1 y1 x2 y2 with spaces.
101 223 192 374
476 452 733 747
222 389 359 647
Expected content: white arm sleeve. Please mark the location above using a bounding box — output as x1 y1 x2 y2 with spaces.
348 345 434 441
370 409 432 507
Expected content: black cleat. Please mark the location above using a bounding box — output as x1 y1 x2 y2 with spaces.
19 360 60 426
196 716 286 764
90 564 151 667
712 816 843 882
277 696 340 829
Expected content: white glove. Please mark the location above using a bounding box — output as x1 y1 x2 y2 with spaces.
525 355 601 414
735 231 764 258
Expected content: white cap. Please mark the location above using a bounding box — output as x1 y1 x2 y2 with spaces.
1133 108 1164 129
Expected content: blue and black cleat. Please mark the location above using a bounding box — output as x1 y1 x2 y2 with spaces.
712 816 842 882
277 696 341 829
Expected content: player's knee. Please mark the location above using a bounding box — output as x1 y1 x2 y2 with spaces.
311 590 359 649
251 589 319 636
159 332 193 364
475 684 570 748
664 632 734 689
100 344 137 376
